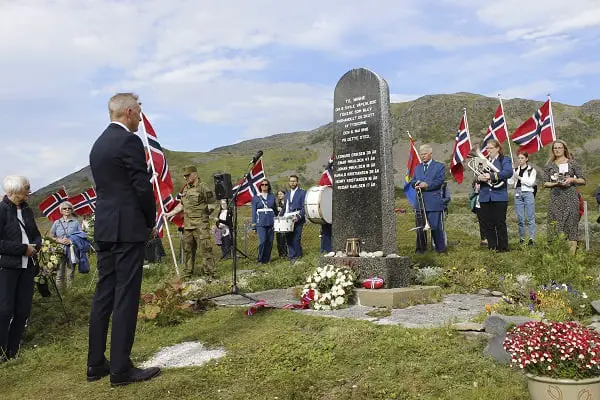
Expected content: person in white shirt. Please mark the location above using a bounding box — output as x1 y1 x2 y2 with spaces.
508 151 537 245
0 175 41 362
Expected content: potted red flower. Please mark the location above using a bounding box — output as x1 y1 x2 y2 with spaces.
504 321 600 399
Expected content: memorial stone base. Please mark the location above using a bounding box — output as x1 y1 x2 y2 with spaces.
319 255 411 289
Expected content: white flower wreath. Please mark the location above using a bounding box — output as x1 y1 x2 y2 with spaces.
302 264 355 310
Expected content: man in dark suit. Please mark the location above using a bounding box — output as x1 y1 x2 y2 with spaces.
410 144 447 253
86 93 160 386
282 175 306 260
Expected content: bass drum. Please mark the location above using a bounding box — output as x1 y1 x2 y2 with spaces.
304 186 332 224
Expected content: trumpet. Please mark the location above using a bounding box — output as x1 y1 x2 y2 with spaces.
466 148 504 189
408 186 431 232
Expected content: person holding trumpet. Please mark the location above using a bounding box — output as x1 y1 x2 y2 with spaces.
476 139 513 252
409 144 447 254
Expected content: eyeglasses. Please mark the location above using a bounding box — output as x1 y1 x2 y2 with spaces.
261 183 269 186
61 208 73 211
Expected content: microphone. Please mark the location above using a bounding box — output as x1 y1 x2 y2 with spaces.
251 150 263 164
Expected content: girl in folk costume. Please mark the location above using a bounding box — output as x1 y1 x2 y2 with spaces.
477 139 513 252
251 179 277 264
543 139 586 254
508 151 537 246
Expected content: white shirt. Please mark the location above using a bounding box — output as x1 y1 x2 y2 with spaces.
111 121 131 132
508 165 537 192
218 209 230 236
17 209 29 269
286 188 298 214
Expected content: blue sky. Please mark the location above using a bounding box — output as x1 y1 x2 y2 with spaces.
2 0 600 191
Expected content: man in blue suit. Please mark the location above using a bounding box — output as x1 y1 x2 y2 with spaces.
283 175 306 260
410 144 447 253
477 139 513 251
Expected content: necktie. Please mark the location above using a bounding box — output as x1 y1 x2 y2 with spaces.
424 163 428 174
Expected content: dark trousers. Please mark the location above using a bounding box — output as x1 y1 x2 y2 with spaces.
480 201 509 251
276 232 287 258
256 225 274 263
0 264 35 359
220 234 232 258
286 223 303 260
87 241 145 374
320 223 332 253
475 208 486 241
415 210 446 253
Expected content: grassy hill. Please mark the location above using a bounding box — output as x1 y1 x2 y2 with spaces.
31 92 600 212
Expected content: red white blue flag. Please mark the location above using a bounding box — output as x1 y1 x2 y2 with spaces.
38 189 68 221
69 187 96 216
318 154 333 187
510 98 555 155
481 104 508 157
232 159 266 206
450 109 471 184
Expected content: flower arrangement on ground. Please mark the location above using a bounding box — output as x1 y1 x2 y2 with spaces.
486 280 590 322
503 321 600 380
35 237 63 284
302 265 355 311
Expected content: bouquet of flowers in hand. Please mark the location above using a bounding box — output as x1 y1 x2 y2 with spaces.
302 265 355 311
35 237 63 283
503 321 600 380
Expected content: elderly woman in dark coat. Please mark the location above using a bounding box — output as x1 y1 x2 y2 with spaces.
0 175 41 361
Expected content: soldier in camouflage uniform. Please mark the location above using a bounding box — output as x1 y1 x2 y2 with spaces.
166 166 216 279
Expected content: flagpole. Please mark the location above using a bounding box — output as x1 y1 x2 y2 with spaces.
139 111 180 276
548 94 557 141
498 94 516 167
464 107 471 149
406 130 421 163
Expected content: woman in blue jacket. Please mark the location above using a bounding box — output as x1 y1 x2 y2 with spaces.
252 180 277 264
477 139 513 252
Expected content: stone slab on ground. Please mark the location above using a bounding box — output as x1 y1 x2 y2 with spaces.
213 288 502 328
140 341 226 369
355 286 441 308
320 255 411 288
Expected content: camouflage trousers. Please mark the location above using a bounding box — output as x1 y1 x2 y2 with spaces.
182 226 215 279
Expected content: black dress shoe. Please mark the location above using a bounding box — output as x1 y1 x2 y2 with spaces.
110 366 161 387
87 359 110 382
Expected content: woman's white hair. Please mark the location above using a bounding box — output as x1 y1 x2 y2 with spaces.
59 201 74 210
3 175 29 195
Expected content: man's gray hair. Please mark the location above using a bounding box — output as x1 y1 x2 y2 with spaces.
3 175 29 195
108 92 140 119
420 144 433 153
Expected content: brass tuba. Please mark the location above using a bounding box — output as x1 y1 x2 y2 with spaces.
466 148 504 189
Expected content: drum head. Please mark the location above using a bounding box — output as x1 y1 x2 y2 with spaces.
304 186 332 224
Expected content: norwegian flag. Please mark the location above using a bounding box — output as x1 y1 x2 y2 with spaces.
318 154 333 187
232 159 266 206
481 104 508 157
69 187 97 216
141 112 174 195
510 99 556 155
449 110 472 184
38 189 68 221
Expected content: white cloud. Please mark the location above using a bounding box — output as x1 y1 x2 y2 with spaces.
1 0 600 191
490 80 582 100
562 60 600 77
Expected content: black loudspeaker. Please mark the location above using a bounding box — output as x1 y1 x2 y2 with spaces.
214 173 233 200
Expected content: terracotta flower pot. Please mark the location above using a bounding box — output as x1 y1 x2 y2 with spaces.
526 373 600 400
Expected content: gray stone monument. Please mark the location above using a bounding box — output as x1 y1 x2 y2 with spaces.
320 68 411 288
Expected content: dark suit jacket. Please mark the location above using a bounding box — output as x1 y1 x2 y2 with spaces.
410 160 446 212
89 123 155 243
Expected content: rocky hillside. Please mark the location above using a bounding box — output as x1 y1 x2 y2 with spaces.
32 92 600 210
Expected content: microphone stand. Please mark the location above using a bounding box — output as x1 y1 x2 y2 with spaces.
204 158 259 303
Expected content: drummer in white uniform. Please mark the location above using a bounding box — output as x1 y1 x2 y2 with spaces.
251 179 277 264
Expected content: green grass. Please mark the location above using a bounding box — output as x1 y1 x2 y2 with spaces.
0 307 529 400
11 187 600 399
